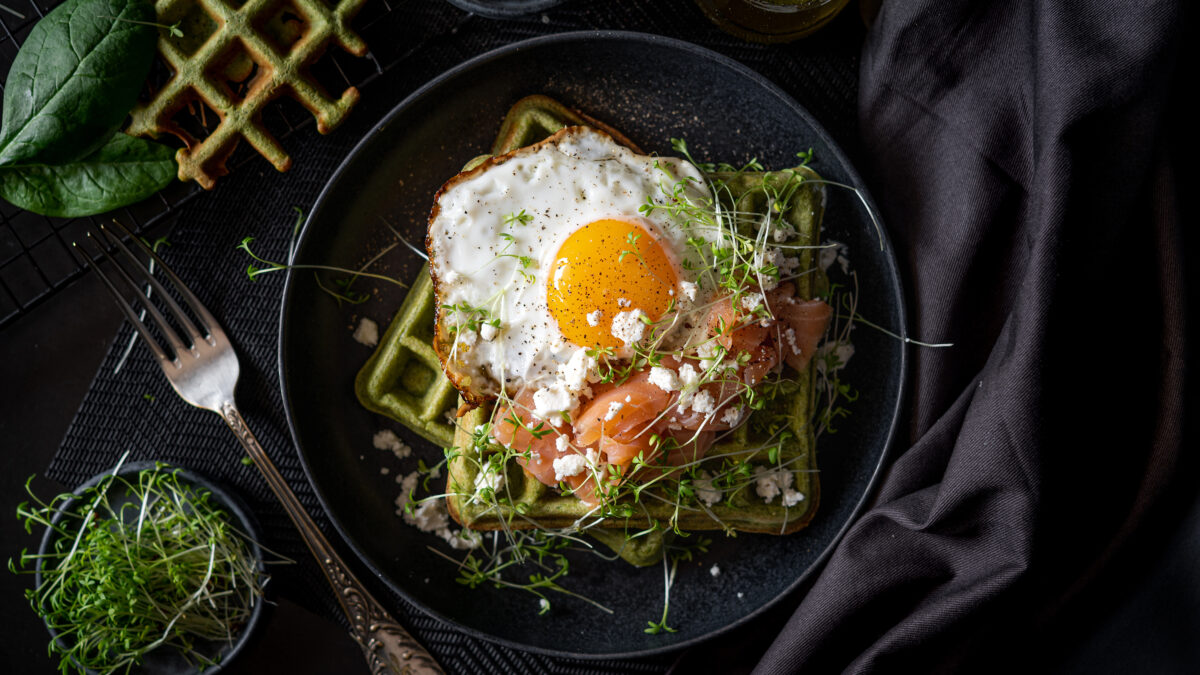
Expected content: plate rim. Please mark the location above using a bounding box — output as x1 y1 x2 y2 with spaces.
278 29 908 661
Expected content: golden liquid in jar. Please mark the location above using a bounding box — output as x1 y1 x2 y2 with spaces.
695 0 851 43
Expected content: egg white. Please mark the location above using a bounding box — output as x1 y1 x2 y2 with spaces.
428 126 717 405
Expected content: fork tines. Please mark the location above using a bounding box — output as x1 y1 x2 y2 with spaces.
73 222 217 366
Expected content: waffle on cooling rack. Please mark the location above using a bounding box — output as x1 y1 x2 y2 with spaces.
128 0 368 189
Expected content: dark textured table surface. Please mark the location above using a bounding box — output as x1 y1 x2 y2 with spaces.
0 2 864 672
2 1 1196 674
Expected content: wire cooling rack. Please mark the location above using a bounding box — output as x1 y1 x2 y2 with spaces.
0 0 433 327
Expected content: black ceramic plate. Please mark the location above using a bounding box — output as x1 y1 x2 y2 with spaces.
279 31 906 659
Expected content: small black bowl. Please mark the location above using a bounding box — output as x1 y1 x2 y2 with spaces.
33 461 269 675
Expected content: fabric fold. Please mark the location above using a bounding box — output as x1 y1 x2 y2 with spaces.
755 2 1186 672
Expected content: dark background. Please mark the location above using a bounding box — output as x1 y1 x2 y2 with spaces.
2 1 1195 673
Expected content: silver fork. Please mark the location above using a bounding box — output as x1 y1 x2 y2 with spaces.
75 222 443 675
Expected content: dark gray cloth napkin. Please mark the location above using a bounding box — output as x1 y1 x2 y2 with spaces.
752 2 1190 673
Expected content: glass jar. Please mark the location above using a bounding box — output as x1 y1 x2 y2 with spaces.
694 0 852 43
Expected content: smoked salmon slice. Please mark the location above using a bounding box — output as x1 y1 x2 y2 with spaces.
490 284 830 503
574 371 672 447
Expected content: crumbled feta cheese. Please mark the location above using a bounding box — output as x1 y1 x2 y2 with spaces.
472 465 504 503
818 245 837 272
405 498 448 531
604 401 625 421
586 309 603 326
396 471 480 549
816 342 856 376
784 327 802 355
611 309 647 347
819 240 851 274
694 470 722 506
617 297 631 308
721 407 743 426
697 340 722 370
397 471 420 503
585 447 600 465
760 249 782 291
442 528 482 550
373 429 411 460
555 435 569 452
837 342 856 367
783 488 805 507
677 363 701 388
764 247 782 267
691 390 716 415
679 281 697 301
479 322 498 341
553 454 587 481
755 466 803 506
676 363 702 408
773 224 795 242
740 292 764 312
353 317 379 346
760 276 779 293
532 383 575 421
710 564 721 577
442 268 460 285
778 254 802 277
557 348 597 392
456 328 478 347
755 466 784 503
648 366 680 392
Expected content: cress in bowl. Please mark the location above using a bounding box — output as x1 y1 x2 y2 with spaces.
14 461 271 675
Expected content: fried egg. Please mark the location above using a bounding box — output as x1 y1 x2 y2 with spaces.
427 126 717 414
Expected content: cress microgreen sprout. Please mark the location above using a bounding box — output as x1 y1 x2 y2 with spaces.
237 236 407 305
503 209 533 227
10 464 279 675
101 15 184 37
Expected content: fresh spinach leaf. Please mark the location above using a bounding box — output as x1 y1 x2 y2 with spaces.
0 133 175 217
0 0 157 167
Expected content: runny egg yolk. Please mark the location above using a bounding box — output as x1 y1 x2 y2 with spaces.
547 218 680 350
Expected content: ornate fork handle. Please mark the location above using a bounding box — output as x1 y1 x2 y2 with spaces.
221 401 444 675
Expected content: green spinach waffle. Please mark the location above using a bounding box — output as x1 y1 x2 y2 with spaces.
358 95 826 554
444 166 825 536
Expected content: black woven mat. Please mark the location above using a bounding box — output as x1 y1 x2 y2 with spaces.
48 2 863 672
